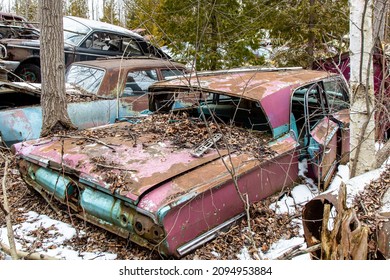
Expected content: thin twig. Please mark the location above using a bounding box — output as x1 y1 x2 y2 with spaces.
276 243 321 260
55 135 117 150
1 159 18 260
95 163 137 172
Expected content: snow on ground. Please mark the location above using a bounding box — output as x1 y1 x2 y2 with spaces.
0 211 117 260
237 154 390 260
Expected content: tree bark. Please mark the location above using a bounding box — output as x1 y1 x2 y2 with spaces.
349 0 376 177
40 0 76 137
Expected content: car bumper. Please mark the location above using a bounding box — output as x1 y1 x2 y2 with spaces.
0 60 20 72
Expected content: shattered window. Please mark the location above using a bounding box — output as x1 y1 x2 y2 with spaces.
122 38 143 56
123 70 158 96
66 65 104 95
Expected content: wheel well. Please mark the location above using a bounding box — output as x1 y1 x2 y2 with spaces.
12 57 41 82
16 57 41 71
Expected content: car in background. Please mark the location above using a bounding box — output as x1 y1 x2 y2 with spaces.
0 16 170 82
12 67 351 257
0 57 187 146
0 12 37 29
313 43 390 140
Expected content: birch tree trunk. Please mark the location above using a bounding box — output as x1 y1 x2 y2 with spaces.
349 0 376 177
40 0 76 137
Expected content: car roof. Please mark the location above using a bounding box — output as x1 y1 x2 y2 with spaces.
150 68 337 101
150 67 341 137
70 57 188 71
65 16 142 39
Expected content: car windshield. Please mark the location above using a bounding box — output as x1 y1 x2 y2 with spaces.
66 65 104 94
63 17 91 46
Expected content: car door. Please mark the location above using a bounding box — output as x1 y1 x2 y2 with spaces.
302 82 341 188
323 76 350 164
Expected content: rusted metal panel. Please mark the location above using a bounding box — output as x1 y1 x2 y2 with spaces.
158 151 300 257
0 99 134 146
377 213 390 259
151 69 335 101
332 109 350 164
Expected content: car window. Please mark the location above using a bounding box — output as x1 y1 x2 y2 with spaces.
122 37 143 56
63 17 90 46
161 69 186 78
66 65 105 95
292 83 327 137
123 70 158 96
81 32 122 51
323 77 349 112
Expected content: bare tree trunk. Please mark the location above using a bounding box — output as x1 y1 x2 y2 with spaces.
40 0 76 137
349 0 376 177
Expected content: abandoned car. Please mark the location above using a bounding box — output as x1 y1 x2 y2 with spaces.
0 57 187 146
0 16 170 82
0 12 39 41
12 68 350 257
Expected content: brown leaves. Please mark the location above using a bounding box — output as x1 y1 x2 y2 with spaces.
183 196 300 260
352 166 390 259
69 112 275 160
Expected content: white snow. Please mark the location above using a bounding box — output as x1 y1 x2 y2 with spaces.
0 212 117 260
244 151 390 260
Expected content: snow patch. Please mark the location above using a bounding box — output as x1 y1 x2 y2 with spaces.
0 211 117 260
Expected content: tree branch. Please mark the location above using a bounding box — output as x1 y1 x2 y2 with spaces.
0 241 59 260
1 159 18 260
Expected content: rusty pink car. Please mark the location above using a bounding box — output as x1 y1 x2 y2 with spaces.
12 68 350 257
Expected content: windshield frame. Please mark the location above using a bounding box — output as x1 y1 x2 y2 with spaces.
63 17 91 46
